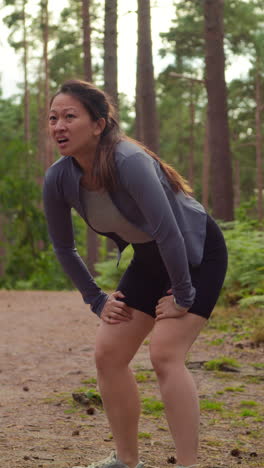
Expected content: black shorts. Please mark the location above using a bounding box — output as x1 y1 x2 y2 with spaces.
117 214 228 319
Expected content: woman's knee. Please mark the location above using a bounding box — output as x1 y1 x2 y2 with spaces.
95 311 153 373
95 341 127 372
149 342 185 377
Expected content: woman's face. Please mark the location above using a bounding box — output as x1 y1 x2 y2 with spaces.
49 93 104 160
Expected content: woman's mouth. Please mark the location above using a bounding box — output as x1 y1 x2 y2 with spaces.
57 137 69 149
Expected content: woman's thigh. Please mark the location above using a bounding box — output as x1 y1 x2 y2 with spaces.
95 308 154 368
150 313 207 369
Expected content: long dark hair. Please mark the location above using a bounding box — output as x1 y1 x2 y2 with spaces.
50 79 192 194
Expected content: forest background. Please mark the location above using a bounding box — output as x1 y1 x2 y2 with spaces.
0 0 263 312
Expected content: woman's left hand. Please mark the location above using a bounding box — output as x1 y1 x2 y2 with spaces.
155 293 188 321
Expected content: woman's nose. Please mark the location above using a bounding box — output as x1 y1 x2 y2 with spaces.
54 118 66 131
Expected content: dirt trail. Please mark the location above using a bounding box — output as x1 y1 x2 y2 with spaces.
0 291 263 468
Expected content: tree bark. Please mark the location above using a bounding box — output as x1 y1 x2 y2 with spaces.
42 0 53 170
104 0 118 254
203 0 234 220
82 0 92 81
188 82 195 188
136 0 160 154
81 0 98 276
202 113 210 209
104 0 118 108
255 63 263 221
22 0 30 145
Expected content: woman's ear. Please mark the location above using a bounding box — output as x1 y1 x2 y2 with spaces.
94 117 106 136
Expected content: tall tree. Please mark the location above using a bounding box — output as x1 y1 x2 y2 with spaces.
3 0 31 145
202 114 210 209
104 0 118 108
104 0 118 254
40 0 53 170
255 57 263 221
81 0 99 276
203 0 234 220
82 0 93 81
136 0 159 154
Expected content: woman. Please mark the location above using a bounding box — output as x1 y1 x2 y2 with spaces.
43 79 228 468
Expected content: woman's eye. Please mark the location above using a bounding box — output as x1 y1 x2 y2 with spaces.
66 113 75 119
49 115 56 122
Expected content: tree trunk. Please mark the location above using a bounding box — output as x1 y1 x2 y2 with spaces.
104 0 118 254
104 0 118 108
202 113 210 209
203 0 234 221
42 0 53 170
81 0 98 276
255 63 263 221
22 0 30 145
82 0 92 81
135 53 143 142
136 0 159 154
188 82 195 188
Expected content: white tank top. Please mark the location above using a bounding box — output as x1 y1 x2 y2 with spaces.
80 186 152 244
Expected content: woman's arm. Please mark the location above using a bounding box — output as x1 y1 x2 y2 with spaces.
43 172 108 316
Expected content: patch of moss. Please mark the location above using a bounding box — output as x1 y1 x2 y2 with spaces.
224 386 245 392
252 363 264 369
138 432 151 439
204 356 240 371
135 371 154 382
240 409 259 418
240 400 258 407
81 377 97 385
142 397 164 418
200 399 223 412
209 338 224 346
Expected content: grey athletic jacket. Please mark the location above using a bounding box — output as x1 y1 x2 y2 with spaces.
43 139 207 317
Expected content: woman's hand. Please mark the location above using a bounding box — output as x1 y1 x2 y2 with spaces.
155 291 188 321
101 291 133 325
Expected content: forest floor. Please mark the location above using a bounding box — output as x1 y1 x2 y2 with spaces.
0 290 263 468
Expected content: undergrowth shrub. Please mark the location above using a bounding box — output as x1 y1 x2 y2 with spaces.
219 220 264 307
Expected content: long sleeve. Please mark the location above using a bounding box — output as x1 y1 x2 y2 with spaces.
117 152 196 308
43 170 108 316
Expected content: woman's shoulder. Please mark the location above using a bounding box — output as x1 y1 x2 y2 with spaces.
44 156 79 181
115 139 149 159
114 139 153 170
45 155 67 176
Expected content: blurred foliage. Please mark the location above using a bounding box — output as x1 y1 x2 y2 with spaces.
95 245 133 291
219 204 264 307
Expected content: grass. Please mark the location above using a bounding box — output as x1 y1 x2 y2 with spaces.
85 388 103 406
81 377 97 385
142 397 164 418
224 385 245 392
240 409 259 418
209 338 224 346
200 399 223 412
240 400 258 407
138 432 151 439
204 356 240 371
252 363 264 369
135 371 154 382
